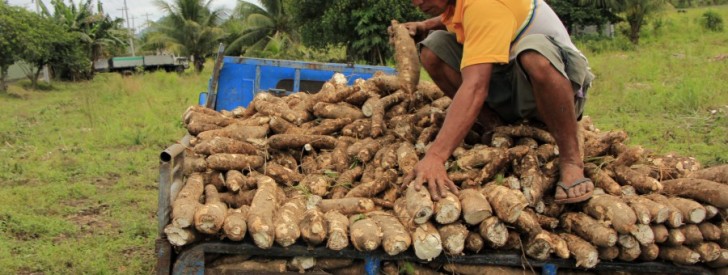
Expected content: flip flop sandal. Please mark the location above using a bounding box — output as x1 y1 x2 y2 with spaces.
554 177 594 204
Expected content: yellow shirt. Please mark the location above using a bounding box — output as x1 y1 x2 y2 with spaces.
441 0 536 68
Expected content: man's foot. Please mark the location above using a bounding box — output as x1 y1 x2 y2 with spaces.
554 163 594 204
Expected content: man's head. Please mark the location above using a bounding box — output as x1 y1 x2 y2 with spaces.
411 0 452 16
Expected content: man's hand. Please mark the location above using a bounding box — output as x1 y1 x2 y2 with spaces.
401 21 428 42
401 153 459 201
389 21 428 43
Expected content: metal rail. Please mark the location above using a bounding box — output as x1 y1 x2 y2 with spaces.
171 242 713 275
157 135 192 275
205 44 226 109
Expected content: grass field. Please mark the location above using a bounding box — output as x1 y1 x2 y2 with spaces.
580 6 728 165
0 5 726 274
0 72 202 273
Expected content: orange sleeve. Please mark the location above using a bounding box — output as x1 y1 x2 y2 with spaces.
460 0 517 69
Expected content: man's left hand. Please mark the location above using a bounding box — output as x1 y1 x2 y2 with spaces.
401 153 459 200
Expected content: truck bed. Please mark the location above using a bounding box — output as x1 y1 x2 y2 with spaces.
207 57 396 111
144 55 175 66
156 136 713 275
110 56 144 69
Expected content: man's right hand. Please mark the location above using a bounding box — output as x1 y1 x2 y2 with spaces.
390 21 428 43
401 152 459 201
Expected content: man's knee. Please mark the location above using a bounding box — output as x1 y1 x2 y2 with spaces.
517 50 557 83
420 47 442 74
418 30 462 73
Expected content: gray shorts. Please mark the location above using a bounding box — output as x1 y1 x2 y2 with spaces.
419 31 594 123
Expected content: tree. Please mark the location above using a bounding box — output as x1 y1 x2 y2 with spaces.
0 4 29 91
1 6 73 89
548 0 620 35
224 0 299 57
147 0 225 73
42 0 128 79
291 0 426 65
581 0 668 44
24 17 73 88
2 2 99 89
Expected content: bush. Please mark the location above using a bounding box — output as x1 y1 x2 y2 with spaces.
652 17 665 34
700 10 724 32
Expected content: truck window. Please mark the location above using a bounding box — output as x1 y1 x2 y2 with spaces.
275 79 327 94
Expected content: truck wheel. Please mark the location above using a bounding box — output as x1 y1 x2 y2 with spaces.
175 66 185 73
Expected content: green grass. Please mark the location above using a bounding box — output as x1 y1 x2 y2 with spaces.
0 5 727 274
581 5 728 165
0 71 205 274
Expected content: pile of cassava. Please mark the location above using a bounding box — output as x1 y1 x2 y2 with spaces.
163 22 728 274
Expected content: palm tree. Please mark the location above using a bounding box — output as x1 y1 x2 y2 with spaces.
43 0 128 67
582 0 668 44
225 0 299 56
147 0 225 72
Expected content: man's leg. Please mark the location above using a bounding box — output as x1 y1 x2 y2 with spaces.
420 47 504 135
517 50 594 202
420 47 461 97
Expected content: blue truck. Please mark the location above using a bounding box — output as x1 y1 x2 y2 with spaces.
156 56 713 275
198 57 396 111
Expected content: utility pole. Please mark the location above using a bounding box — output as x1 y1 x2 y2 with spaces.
143 13 153 29
33 0 50 83
121 0 135 56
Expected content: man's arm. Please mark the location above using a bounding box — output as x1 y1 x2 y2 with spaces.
422 16 446 31
405 63 493 200
426 63 492 164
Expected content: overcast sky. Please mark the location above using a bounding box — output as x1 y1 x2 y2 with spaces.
7 0 260 30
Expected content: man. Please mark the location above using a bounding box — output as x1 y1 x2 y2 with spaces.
400 0 595 204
